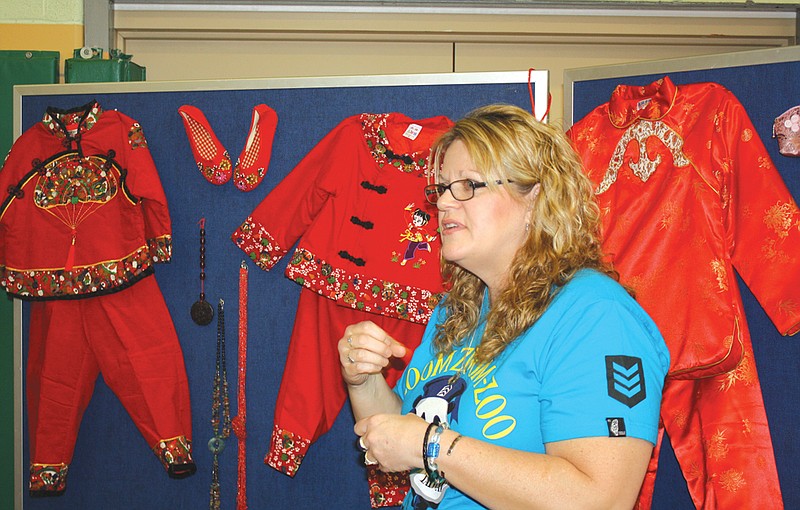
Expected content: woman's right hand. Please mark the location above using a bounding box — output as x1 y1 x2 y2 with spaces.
339 321 407 387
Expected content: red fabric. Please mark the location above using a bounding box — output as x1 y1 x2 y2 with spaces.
238 113 453 506
0 101 172 300
27 275 193 469
568 76 799 508
232 113 453 324
265 288 423 486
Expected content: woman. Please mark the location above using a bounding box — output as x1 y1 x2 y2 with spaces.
338 104 669 509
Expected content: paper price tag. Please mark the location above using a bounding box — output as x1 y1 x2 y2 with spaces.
403 123 422 140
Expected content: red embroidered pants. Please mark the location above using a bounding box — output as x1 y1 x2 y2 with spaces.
636 332 783 509
265 288 423 505
26 276 195 496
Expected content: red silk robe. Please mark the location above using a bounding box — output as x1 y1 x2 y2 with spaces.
568 76 799 509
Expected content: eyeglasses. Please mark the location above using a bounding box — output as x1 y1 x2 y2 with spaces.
424 179 513 205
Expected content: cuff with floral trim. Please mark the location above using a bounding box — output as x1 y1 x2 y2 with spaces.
264 425 312 477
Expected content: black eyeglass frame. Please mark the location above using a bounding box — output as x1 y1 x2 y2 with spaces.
423 179 513 205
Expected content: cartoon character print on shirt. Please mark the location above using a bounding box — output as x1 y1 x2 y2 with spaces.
394 203 438 268
408 375 467 510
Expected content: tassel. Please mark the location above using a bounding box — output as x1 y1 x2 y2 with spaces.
64 230 77 271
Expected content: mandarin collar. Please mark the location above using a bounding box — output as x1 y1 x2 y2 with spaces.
42 100 103 141
607 76 677 128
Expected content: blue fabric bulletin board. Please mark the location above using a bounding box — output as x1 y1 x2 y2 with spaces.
566 47 800 509
14 71 545 510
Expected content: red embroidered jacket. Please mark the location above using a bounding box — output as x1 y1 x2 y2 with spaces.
568 76 800 378
0 101 172 300
232 113 453 323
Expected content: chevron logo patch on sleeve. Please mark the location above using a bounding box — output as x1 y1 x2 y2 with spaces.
605 355 646 408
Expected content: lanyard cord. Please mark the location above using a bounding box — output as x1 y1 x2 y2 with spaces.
233 262 249 510
528 68 552 122
209 299 231 510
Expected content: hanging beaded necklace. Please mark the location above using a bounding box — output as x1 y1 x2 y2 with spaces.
191 218 214 326
209 299 231 510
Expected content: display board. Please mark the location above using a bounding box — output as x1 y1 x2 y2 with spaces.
565 46 800 509
11 70 547 510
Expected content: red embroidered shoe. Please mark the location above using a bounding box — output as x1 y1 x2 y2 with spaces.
233 104 278 192
178 105 232 185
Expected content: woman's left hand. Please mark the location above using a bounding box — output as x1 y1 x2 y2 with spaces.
354 413 429 472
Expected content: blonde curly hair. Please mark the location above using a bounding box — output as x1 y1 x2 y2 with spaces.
429 104 613 363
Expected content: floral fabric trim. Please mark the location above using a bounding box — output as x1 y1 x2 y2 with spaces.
265 425 311 477
29 462 68 496
0 240 167 300
233 217 441 323
129 122 148 149
153 435 196 478
288 247 441 324
232 217 287 271
43 102 102 140
148 235 173 262
360 113 432 175
368 466 410 508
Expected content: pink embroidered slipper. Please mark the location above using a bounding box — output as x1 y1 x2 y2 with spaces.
233 104 278 192
178 105 232 185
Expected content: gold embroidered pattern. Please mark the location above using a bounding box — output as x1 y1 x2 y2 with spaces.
763 201 798 239
720 350 754 391
706 429 730 461
741 418 752 436
718 468 746 493
757 155 772 171
671 408 689 429
710 259 729 292
596 120 690 194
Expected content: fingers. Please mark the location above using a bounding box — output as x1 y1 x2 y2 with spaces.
388 337 407 359
341 323 399 366
355 420 380 466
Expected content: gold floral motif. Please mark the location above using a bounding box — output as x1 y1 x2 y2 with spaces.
710 259 729 292
671 408 689 429
713 111 724 133
720 350 754 391
761 238 794 264
757 155 772 171
719 181 730 211
741 128 753 142
706 429 730 461
741 418 752 436
718 468 746 493
685 461 703 481
778 298 799 318
764 201 798 239
658 202 678 231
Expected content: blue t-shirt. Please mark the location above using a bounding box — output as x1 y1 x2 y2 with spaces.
393 269 670 509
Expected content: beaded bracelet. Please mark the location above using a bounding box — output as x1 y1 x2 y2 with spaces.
424 422 447 487
422 422 437 467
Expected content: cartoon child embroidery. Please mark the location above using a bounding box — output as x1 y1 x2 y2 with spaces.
399 203 437 267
